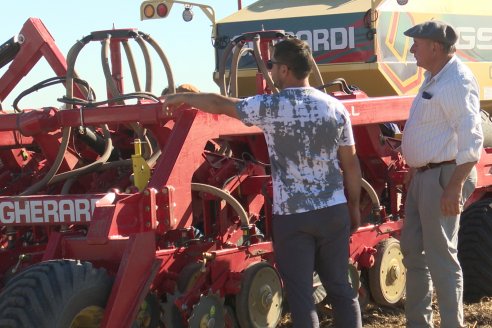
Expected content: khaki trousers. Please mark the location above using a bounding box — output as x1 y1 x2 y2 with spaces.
401 164 476 328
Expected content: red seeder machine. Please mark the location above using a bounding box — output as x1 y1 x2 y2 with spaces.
0 18 490 327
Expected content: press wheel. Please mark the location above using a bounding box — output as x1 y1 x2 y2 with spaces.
177 262 203 293
188 294 225 328
368 237 406 306
236 262 283 328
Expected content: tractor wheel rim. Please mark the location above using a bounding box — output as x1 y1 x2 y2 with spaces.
388 260 401 283
134 298 155 327
260 285 273 310
70 305 105 328
380 245 406 302
199 315 215 328
249 268 282 325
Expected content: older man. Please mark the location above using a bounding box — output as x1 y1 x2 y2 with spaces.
401 21 483 327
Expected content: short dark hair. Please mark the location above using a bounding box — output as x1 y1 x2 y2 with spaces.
441 42 456 54
273 38 312 80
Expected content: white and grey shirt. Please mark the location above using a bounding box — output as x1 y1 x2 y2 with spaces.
402 56 483 168
236 87 354 215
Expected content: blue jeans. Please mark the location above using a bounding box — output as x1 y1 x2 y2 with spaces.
273 204 362 328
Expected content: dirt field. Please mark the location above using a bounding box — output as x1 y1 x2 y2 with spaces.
278 297 492 327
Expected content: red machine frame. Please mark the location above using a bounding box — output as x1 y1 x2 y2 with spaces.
0 18 491 327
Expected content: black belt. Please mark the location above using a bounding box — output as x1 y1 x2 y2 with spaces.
416 160 456 172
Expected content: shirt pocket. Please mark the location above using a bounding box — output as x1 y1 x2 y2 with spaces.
415 98 441 123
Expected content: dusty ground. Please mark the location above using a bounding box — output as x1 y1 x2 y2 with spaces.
278 297 492 327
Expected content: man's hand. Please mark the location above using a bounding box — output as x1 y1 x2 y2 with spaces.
440 162 476 216
441 183 462 216
162 93 186 110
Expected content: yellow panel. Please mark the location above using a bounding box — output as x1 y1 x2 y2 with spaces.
218 0 372 23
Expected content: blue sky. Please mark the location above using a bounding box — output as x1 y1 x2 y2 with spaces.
1 1 255 109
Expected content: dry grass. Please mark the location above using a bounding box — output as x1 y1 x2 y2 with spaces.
278 297 492 327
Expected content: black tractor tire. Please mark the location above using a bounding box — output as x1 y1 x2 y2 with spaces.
0 259 113 328
458 199 492 302
480 110 492 148
177 262 203 293
225 304 240 328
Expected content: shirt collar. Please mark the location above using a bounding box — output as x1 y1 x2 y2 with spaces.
424 55 457 83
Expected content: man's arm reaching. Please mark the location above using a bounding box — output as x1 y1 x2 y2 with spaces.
163 92 241 119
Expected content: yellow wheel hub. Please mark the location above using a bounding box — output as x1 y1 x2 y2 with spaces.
69 306 104 328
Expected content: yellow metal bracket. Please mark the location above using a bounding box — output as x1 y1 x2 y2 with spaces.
131 139 151 191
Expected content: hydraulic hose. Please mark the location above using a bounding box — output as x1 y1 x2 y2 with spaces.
98 159 132 170
252 35 278 94
139 32 175 95
49 124 113 185
229 42 245 98
134 34 153 92
361 177 380 209
59 159 133 193
20 128 71 196
229 47 255 98
218 40 236 96
146 149 162 168
101 35 153 158
61 177 77 194
191 183 249 227
122 40 142 92
133 33 177 159
101 36 124 104
25 29 174 194
13 76 95 113
59 92 160 107
65 37 90 101
19 36 88 195
317 78 355 95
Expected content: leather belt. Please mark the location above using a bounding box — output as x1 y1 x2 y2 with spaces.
416 160 456 172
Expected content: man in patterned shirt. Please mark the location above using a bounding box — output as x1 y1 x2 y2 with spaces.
163 38 362 328
401 21 483 327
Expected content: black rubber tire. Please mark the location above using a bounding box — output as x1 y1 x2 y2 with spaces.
177 262 203 293
458 199 492 302
0 259 112 328
480 110 492 148
236 262 283 328
225 304 240 328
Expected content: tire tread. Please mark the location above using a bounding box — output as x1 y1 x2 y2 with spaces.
0 260 111 328
459 199 492 302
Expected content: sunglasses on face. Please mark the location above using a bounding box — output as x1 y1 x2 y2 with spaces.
266 59 284 70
